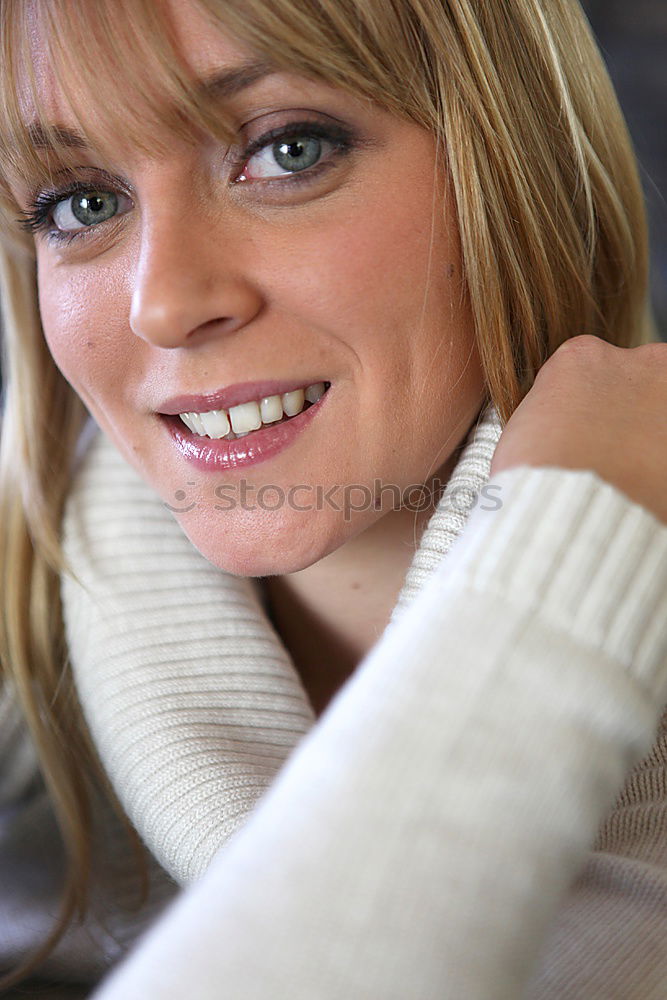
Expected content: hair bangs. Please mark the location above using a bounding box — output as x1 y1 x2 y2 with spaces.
0 0 448 253
0 0 254 219
199 0 440 129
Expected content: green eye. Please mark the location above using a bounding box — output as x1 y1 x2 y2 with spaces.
54 191 119 230
236 120 357 184
271 137 322 174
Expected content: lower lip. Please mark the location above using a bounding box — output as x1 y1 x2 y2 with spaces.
159 388 330 471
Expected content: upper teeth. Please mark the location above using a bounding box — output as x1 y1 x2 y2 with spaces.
179 381 327 439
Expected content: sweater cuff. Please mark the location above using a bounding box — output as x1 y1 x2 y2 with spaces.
428 464 667 697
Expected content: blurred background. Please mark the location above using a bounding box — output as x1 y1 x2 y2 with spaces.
583 0 667 340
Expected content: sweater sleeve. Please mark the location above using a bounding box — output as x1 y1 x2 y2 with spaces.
524 701 667 998
89 464 667 1000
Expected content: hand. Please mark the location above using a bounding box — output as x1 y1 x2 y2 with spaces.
489 335 667 525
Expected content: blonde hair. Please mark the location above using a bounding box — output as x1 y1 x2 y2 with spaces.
0 0 655 988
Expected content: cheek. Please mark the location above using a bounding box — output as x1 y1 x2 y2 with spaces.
37 260 128 398
310 201 441 318
266 182 466 411
261 190 456 388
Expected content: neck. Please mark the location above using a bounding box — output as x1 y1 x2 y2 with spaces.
262 451 461 717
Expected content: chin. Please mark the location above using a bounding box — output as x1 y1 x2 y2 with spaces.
169 505 349 578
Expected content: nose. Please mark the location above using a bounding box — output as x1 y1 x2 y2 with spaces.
129 203 263 348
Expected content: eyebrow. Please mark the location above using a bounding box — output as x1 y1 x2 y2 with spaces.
26 58 277 150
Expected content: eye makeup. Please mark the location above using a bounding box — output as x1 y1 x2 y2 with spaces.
15 117 362 247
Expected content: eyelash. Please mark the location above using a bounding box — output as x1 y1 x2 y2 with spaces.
15 119 357 247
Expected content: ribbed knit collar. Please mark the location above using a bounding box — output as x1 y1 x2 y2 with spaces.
61 401 503 884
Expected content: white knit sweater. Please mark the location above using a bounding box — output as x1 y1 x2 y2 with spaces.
2 401 667 998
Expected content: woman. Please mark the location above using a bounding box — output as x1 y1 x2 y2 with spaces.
0 0 666 996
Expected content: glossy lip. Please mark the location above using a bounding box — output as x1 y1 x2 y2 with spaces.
160 384 331 471
157 378 330 415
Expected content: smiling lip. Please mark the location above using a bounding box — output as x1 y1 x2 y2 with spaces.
160 383 331 471
157 379 330 416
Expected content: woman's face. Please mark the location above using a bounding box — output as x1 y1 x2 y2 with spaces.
17 0 486 575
